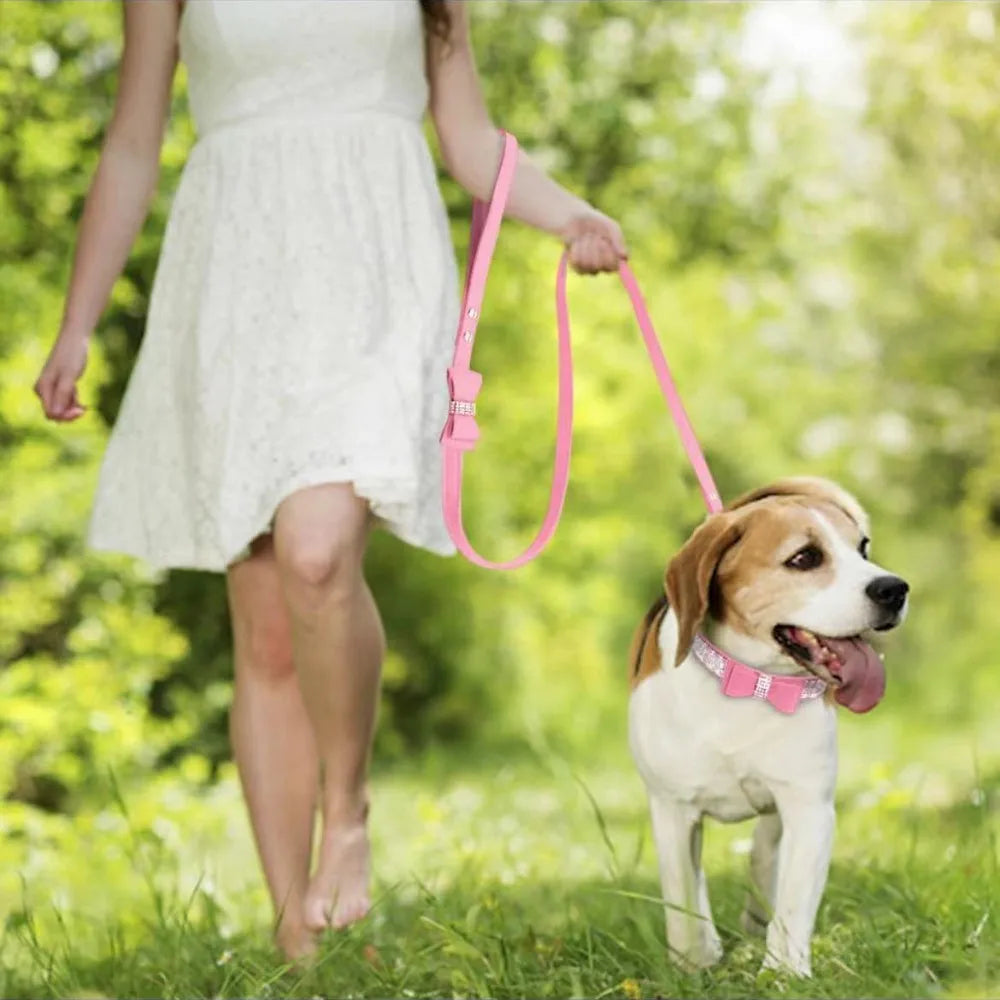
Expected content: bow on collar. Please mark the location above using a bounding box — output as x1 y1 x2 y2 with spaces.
690 633 825 715
720 658 808 714
440 366 482 451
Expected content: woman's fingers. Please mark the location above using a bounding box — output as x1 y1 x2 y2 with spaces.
35 375 60 419
66 386 87 420
35 371 83 420
562 209 629 273
50 375 76 419
583 215 628 261
595 235 621 271
35 336 90 421
568 236 596 274
569 234 621 275
602 219 628 259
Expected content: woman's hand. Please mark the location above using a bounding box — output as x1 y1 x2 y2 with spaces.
425 5 629 276
560 208 628 275
34 332 90 421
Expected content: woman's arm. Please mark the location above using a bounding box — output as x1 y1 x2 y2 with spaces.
426 2 627 275
35 0 180 421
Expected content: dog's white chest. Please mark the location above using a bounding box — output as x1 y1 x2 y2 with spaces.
627 615 838 821
629 693 784 820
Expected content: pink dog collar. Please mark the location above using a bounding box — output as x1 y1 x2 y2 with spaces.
690 634 827 714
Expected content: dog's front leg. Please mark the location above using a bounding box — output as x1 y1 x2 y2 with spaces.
762 799 834 977
648 793 722 969
741 811 782 936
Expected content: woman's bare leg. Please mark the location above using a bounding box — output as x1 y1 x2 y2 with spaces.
270 482 385 932
225 534 320 961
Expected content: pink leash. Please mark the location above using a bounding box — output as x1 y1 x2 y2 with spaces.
440 130 723 570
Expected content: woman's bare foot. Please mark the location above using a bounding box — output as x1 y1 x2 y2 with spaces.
274 919 319 965
302 808 372 932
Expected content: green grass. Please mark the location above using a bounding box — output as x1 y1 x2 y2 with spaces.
1 729 998 999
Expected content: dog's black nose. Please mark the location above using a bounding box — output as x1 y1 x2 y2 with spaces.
865 575 909 613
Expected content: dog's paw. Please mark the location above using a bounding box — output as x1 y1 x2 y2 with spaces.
672 937 724 972
760 950 812 979
704 931 724 967
675 952 721 973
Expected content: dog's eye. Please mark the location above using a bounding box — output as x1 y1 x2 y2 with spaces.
859 536 871 560
785 545 824 571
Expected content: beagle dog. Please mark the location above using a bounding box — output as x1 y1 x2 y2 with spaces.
627 477 909 977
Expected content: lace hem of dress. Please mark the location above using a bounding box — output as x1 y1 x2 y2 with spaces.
224 465 457 570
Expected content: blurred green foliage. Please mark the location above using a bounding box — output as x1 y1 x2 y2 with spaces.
1 0 999 934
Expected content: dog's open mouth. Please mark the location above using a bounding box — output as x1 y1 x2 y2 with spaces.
772 625 886 714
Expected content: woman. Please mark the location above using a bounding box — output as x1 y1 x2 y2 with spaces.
33 0 627 962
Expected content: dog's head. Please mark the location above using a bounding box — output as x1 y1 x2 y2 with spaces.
664 476 908 712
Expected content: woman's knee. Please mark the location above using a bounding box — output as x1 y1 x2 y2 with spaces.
235 616 297 683
272 484 370 599
277 534 365 597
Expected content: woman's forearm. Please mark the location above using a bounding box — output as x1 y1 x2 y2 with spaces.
427 3 600 244
58 0 181 344
58 135 162 343
440 123 589 238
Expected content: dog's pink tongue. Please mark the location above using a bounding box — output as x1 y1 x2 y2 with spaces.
824 637 885 713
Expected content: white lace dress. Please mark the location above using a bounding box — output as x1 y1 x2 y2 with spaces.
86 0 460 572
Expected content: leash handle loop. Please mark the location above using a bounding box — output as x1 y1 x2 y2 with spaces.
440 129 722 571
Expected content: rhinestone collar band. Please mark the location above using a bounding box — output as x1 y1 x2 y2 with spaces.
690 633 828 714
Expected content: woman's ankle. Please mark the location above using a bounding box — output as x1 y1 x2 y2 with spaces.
320 784 369 827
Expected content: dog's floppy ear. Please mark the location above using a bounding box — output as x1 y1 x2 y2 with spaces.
665 513 744 667
629 593 670 688
726 476 870 536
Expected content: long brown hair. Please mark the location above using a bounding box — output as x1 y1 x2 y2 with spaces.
419 0 452 45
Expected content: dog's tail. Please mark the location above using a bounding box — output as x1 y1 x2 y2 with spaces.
628 592 670 689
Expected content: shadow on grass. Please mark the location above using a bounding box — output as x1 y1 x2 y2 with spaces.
2 859 996 1000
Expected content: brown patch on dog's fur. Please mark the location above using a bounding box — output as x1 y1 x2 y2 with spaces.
727 476 869 536
713 503 840 636
629 592 670 689
665 513 745 667
708 478 870 644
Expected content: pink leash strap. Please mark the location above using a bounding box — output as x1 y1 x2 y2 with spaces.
440 130 722 570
